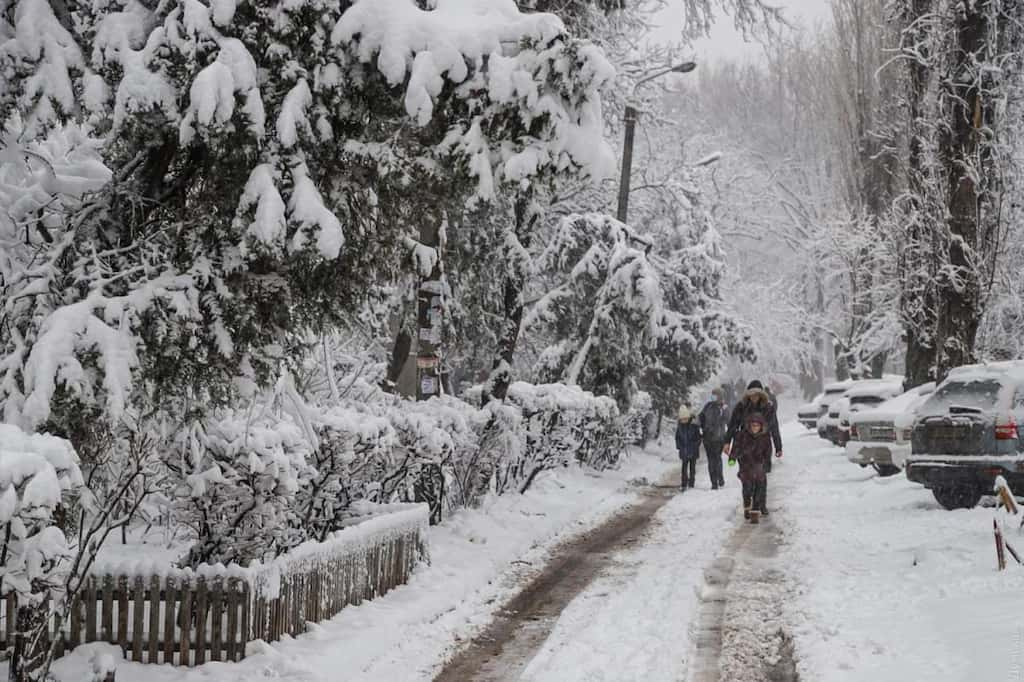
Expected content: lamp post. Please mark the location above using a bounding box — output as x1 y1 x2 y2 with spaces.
616 61 697 225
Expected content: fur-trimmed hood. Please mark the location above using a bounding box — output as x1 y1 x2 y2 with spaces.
743 388 773 407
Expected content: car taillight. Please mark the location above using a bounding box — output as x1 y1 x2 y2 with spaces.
901 428 912 441
995 415 1019 440
849 425 859 441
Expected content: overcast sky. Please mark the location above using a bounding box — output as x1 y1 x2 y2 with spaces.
648 0 833 63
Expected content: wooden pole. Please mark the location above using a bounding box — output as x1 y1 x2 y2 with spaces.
995 519 1007 571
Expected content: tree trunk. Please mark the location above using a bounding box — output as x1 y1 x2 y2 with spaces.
483 193 539 404
10 603 49 682
899 0 939 390
870 352 887 379
933 5 989 380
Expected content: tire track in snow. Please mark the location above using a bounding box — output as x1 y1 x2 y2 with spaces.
433 470 682 681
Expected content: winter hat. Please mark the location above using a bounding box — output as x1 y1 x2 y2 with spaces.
678 405 692 422
746 413 767 432
747 380 764 391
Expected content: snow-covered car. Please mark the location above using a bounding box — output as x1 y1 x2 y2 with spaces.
846 382 936 475
906 362 1024 510
822 397 850 446
836 380 905 446
797 393 826 429
817 380 854 439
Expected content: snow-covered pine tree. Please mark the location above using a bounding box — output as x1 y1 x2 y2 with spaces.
0 0 617 531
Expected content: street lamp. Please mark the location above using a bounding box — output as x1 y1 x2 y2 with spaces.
616 61 697 225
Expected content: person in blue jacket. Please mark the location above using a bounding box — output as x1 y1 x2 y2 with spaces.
675 404 702 490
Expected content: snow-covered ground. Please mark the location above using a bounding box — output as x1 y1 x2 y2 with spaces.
45 419 1024 682
49 447 676 682
778 423 1024 681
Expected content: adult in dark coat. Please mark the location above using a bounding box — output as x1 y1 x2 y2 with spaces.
675 405 702 490
729 412 773 521
723 380 783 460
699 388 730 489
724 380 783 513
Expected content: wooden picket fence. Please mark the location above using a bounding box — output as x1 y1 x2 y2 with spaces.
0 503 429 668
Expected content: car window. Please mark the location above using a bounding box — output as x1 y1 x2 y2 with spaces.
1011 389 1024 421
850 396 884 406
922 379 1002 413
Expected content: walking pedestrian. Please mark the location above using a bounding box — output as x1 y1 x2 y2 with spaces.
724 380 783 515
675 404 701 490
699 388 730 489
727 413 773 523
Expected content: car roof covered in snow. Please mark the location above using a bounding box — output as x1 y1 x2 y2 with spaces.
850 383 936 426
823 380 854 393
946 361 1024 384
844 381 904 399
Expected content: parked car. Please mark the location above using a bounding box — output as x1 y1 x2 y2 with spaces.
846 382 936 476
823 397 850 445
906 362 1024 510
836 381 905 446
817 380 853 439
797 393 826 429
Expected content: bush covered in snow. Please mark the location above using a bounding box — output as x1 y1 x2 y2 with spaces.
163 377 633 567
0 426 84 678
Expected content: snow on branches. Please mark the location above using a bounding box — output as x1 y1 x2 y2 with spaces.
336 0 616 198
0 0 620 447
0 425 83 603
527 212 742 410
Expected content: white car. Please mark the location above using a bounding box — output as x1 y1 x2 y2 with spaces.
817 380 855 439
836 380 905 445
822 396 850 445
846 382 936 475
797 393 825 429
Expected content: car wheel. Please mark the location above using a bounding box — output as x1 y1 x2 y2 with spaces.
932 486 983 510
872 463 901 477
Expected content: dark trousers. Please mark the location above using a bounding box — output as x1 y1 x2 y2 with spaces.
705 440 725 486
742 478 767 512
681 457 696 487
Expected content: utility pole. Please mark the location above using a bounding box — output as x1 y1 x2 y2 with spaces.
395 209 448 400
616 104 638 223
616 61 698 225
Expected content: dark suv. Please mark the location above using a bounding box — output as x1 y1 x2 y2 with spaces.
905 364 1024 510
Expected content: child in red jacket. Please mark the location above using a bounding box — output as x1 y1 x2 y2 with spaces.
728 413 774 523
